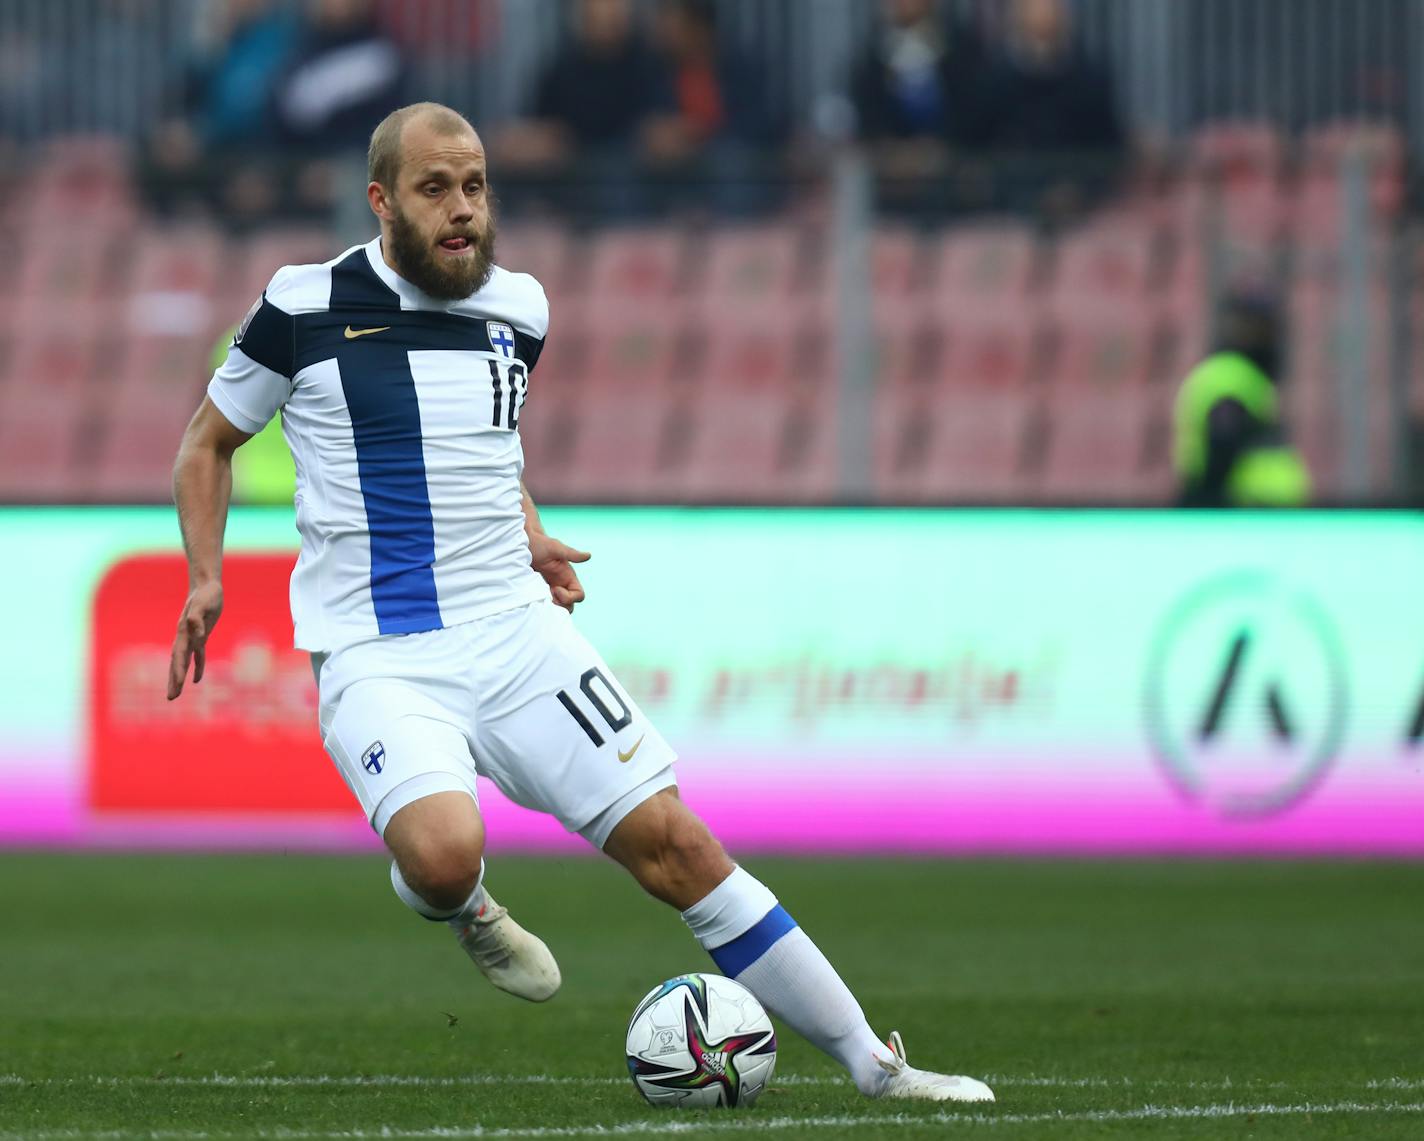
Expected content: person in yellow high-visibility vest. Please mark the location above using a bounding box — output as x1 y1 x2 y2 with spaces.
1174 293 1311 508
211 327 297 505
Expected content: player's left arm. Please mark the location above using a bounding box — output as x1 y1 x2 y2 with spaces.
521 481 590 612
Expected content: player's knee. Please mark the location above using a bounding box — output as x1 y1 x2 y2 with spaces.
399 832 484 910
636 808 732 906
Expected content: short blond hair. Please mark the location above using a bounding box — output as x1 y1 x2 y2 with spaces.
368 102 475 189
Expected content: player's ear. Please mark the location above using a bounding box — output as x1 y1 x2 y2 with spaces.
368 181 393 220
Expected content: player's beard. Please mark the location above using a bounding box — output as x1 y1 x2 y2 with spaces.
388 202 498 301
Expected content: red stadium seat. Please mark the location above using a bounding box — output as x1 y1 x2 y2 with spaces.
1043 304 1157 392
690 301 834 390
580 301 690 392
20 136 137 233
675 306 835 502
1190 121 1286 181
0 419 86 499
91 390 195 500
3 317 104 395
935 312 1043 390
916 392 1033 502
1301 120 1405 223
1051 221 1160 300
698 225 808 306
928 222 1037 313
115 334 212 396
127 226 226 298
873 307 944 391
1037 389 1167 503
680 388 837 503
584 227 689 303
531 297 591 393
560 381 687 501
0 367 92 500
874 385 1031 503
499 222 576 298
872 386 937 502
14 227 117 311
871 226 924 299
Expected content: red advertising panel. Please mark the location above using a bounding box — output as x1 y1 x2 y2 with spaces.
90 553 351 815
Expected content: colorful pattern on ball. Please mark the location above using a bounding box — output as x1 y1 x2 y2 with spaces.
625 973 777 1109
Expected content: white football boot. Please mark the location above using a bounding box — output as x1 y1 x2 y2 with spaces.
453 893 561 1002
874 1031 995 1103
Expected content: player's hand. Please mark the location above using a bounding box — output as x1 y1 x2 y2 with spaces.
529 533 590 612
167 581 224 700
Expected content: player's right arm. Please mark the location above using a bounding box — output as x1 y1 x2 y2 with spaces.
168 278 297 699
168 397 254 700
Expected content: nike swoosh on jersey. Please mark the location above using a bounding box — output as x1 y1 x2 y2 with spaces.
617 735 646 764
344 325 392 339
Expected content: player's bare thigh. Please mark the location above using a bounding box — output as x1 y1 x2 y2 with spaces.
602 788 735 911
384 791 486 912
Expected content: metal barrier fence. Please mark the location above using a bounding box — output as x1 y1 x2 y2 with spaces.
0 0 1418 144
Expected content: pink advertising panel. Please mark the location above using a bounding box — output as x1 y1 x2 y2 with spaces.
3 508 1421 854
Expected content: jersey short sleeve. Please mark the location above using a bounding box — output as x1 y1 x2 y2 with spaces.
207 269 299 435
507 272 549 374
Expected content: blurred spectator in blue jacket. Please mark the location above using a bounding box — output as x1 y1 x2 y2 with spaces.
185 0 297 148
146 0 298 221
850 0 987 148
978 0 1126 220
848 0 989 218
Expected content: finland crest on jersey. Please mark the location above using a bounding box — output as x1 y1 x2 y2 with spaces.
207 237 551 653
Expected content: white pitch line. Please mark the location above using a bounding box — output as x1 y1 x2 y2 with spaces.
1 1101 1423 1140
4 1072 1420 1093
0 1075 840 1091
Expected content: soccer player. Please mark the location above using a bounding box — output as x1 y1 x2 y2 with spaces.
168 102 992 1104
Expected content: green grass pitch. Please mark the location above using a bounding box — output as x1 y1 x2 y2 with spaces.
3 854 1423 1139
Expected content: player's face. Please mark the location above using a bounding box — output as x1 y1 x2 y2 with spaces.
386 125 497 301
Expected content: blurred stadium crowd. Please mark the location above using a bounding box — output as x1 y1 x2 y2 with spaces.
0 0 1418 505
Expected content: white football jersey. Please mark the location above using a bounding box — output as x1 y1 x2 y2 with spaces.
208 237 549 652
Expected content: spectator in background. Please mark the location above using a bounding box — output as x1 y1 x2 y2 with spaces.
269 0 407 215
847 0 989 218
649 0 782 216
272 0 408 151
978 0 1125 221
146 0 298 221
1174 293 1311 508
851 0 986 149
654 0 773 148
495 0 677 217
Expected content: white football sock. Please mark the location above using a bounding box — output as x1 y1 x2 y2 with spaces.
681 867 894 1095
390 859 488 928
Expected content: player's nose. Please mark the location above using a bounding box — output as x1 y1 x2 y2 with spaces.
449 192 476 222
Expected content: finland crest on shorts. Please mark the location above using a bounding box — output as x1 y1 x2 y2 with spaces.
487 321 517 359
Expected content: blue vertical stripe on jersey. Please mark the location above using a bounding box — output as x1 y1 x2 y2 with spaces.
708 905 798 977
330 249 443 635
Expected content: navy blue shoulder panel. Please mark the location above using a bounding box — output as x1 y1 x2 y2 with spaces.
330 247 401 311
234 295 296 378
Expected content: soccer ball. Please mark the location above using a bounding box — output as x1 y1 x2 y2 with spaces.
625 973 777 1108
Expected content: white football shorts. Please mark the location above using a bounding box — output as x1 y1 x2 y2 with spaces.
314 599 677 848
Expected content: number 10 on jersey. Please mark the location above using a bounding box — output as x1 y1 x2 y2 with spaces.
489 359 528 431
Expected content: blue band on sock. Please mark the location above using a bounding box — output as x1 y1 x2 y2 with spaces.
709 904 798 977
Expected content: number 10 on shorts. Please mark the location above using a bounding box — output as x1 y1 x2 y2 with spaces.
556 667 632 748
